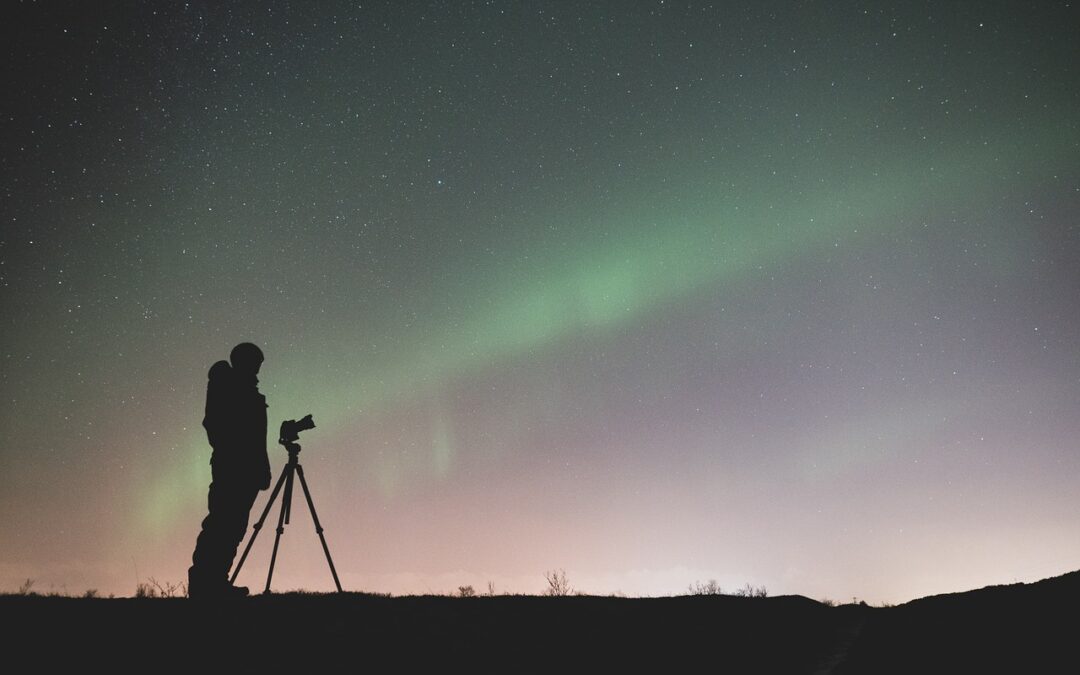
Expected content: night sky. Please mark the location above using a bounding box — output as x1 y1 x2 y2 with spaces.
2 1 1078 602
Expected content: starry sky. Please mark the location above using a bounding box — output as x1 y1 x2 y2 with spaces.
2 1 1078 602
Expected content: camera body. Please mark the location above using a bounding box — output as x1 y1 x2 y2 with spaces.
279 414 316 447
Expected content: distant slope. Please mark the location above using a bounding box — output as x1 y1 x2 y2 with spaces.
835 570 1080 674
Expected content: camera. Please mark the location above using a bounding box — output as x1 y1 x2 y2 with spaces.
279 414 315 446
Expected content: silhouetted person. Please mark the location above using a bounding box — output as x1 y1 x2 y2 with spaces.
188 342 272 598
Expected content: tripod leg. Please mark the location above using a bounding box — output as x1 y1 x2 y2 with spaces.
294 464 344 592
265 465 294 593
284 463 293 525
231 464 290 585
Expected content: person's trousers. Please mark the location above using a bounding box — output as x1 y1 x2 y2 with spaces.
190 473 260 586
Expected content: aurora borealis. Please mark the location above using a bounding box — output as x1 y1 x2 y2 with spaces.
2 1 1078 602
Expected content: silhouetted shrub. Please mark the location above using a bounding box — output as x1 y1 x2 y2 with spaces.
734 583 768 598
688 579 723 595
544 569 573 596
135 577 186 598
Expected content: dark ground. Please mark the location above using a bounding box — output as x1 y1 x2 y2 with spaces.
3 570 1077 673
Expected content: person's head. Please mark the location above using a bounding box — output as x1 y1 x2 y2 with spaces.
230 342 264 376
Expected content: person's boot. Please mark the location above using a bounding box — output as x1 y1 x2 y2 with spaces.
188 568 239 600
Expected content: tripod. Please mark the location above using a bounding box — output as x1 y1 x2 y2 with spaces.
231 441 343 593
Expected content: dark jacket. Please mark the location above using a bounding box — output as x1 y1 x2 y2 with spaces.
202 360 272 490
